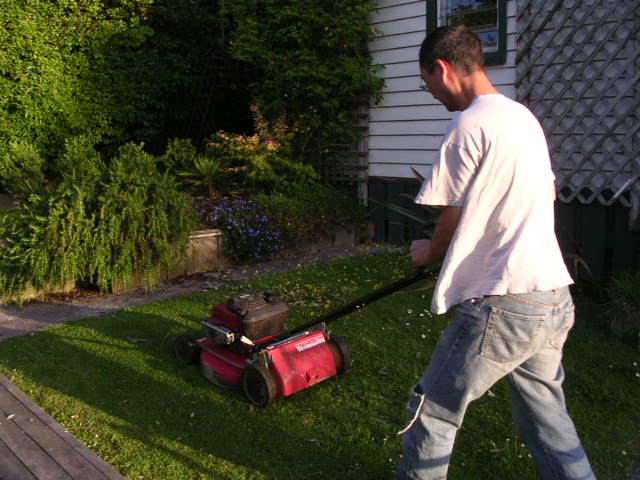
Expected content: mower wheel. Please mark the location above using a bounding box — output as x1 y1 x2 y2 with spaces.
174 335 200 365
328 334 352 374
242 363 278 408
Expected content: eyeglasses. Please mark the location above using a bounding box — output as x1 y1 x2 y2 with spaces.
419 83 429 92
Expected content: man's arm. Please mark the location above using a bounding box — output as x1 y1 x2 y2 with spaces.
410 205 463 266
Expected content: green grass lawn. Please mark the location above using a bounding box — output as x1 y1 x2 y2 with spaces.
0 251 637 479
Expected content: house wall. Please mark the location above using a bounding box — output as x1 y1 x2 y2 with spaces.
367 0 517 179
364 0 640 280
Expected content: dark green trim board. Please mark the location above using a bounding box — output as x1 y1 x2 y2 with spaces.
368 178 640 282
555 202 640 282
368 178 425 244
426 0 507 66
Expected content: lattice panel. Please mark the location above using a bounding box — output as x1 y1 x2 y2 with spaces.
322 105 370 185
515 0 640 210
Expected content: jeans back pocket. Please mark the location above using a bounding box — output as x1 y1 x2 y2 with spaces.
481 306 546 363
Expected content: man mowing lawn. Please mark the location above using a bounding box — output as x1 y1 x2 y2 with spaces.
397 25 595 480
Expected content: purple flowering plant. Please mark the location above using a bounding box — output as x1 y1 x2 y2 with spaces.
197 199 295 263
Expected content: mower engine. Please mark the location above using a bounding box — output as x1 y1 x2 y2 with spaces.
204 292 288 347
175 291 351 407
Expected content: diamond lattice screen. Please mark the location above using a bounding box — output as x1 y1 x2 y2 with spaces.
515 0 639 209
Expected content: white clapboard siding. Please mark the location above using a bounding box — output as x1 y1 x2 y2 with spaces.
369 134 444 150
369 119 451 135
367 0 518 179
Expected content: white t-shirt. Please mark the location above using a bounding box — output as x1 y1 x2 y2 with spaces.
415 94 573 314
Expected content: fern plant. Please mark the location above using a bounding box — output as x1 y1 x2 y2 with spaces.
0 187 95 299
0 142 47 198
0 137 196 302
92 143 196 290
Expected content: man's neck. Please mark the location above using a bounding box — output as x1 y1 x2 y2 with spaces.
458 70 500 110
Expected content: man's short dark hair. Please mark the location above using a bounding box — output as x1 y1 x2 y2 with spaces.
419 25 484 75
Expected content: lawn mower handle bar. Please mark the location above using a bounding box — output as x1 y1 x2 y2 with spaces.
250 265 434 353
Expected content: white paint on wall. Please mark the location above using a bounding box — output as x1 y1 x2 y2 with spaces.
367 0 518 179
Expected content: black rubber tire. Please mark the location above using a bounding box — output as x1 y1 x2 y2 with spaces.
242 363 278 407
174 335 200 366
328 334 352 374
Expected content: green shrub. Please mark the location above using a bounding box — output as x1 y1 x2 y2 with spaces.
205 105 318 195
203 131 317 196
254 183 362 246
161 138 230 198
196 183 362 264
605 270 640 340
0 138 196 300
169 106 319 198
161 138 199 174
91 143 196 291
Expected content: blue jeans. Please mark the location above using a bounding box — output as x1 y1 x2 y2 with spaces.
396 287 595 480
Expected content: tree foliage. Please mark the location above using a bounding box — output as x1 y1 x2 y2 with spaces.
0 0 252 160
225 0 384 164
1 0 382 165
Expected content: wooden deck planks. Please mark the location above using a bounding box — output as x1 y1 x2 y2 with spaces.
0 374 124 480
0 437 38 480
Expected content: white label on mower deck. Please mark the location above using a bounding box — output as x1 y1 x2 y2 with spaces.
295 335 325 352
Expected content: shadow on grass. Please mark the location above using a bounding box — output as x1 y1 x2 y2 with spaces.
0 258 637 480
0 299 397 480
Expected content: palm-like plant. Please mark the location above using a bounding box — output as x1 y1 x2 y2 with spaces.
178 153 228 199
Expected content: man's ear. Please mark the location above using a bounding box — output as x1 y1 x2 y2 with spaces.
434 58 458 84
433 58 449 75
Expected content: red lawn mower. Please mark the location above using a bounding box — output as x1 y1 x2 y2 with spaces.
174 266 430 407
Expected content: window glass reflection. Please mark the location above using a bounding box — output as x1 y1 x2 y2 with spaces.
438 1 499 53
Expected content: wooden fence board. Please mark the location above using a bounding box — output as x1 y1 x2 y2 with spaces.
387 182 407 244
369 182 388 243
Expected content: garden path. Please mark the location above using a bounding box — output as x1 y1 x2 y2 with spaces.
0 244 399 341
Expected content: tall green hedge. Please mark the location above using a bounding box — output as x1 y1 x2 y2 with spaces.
0 0 252 160
1 0 155 158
